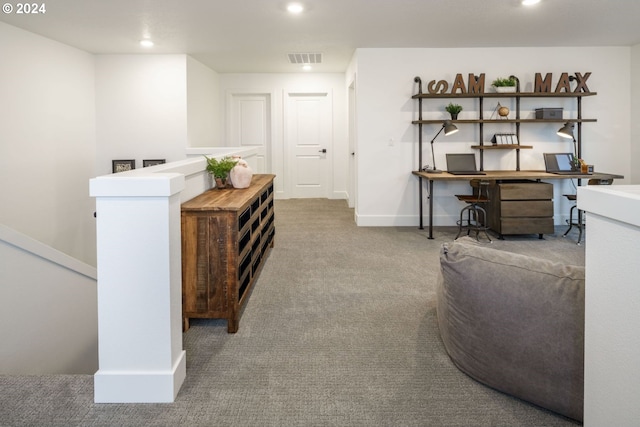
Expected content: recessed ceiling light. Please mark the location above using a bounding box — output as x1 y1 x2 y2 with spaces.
522 0 540 5
287 3 304 14
140 39 154 48
302 64 312 71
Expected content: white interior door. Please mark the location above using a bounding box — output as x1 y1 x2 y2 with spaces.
228 92 272 173
285 91 332 198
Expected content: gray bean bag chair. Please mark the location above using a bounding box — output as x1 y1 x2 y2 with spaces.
436 239 585 421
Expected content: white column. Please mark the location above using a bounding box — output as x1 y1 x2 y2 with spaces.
579 185 640 426
90 173 186 403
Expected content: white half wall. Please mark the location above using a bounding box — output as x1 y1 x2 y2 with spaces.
579 185 640 426
0 22 97 265
353 47 632 226
631 44 640 184
90 147 254 402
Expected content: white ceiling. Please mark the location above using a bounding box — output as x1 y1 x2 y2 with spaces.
2 0 639 73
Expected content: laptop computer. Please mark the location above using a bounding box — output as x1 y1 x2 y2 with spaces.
543 153 579 175
446 153 486 175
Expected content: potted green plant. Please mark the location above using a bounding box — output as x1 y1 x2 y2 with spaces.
491 77 517 93
445 103 463 120
204 155 239 189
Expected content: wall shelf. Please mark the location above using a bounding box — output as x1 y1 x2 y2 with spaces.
412 119 597 125
412 76 597 171
412 92 597 99
471 144 533 150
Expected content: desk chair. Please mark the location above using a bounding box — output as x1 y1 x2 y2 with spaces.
455 180 491 242
563 178 613 244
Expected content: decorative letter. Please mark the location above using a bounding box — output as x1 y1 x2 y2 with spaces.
534 73 553 92
467 73 485 94
427 79 449 94
451 74 467 94
572 72 591 93
555 72 572 93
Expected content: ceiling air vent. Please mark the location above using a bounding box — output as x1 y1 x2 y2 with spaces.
287 53 322 64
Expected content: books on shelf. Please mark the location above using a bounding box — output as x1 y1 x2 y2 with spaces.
491 133 518 145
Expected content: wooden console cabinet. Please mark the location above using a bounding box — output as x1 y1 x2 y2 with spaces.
181 174 275 333
487 180 554 238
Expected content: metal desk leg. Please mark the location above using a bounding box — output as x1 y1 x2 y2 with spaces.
418 176 423 230
577 209 584 245
428 179 434 239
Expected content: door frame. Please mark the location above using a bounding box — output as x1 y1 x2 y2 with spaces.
225 89 275 174
283 88 333 199
348 77 357 210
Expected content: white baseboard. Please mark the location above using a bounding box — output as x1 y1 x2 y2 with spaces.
94 350 186 403
355 214 427 227
331 190 348 200
355 213 576 228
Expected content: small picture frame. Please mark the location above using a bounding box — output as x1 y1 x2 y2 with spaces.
143 159 166 167
112 159 135 173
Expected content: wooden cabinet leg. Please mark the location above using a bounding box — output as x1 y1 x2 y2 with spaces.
227 318 239 333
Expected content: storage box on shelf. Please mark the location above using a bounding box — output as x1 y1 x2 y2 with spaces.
181 174 276 333
535 108 563 119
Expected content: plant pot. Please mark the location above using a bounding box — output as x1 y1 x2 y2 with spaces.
214 177 229 189
450 113 459 120
495 86 516 93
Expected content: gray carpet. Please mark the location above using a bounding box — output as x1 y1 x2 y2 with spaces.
0 199 584 426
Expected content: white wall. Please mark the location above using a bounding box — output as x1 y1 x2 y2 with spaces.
0 22 97 265
0 225 97 374
352 47 632 226
218 73 349 200
631 44 640 184
187 56 221 147
95 55 189 176
579 186 640 426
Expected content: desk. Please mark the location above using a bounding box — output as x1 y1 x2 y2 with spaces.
412 170 624 239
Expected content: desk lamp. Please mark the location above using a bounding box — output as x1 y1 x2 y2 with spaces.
423 121 458 173
557 122 578 167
